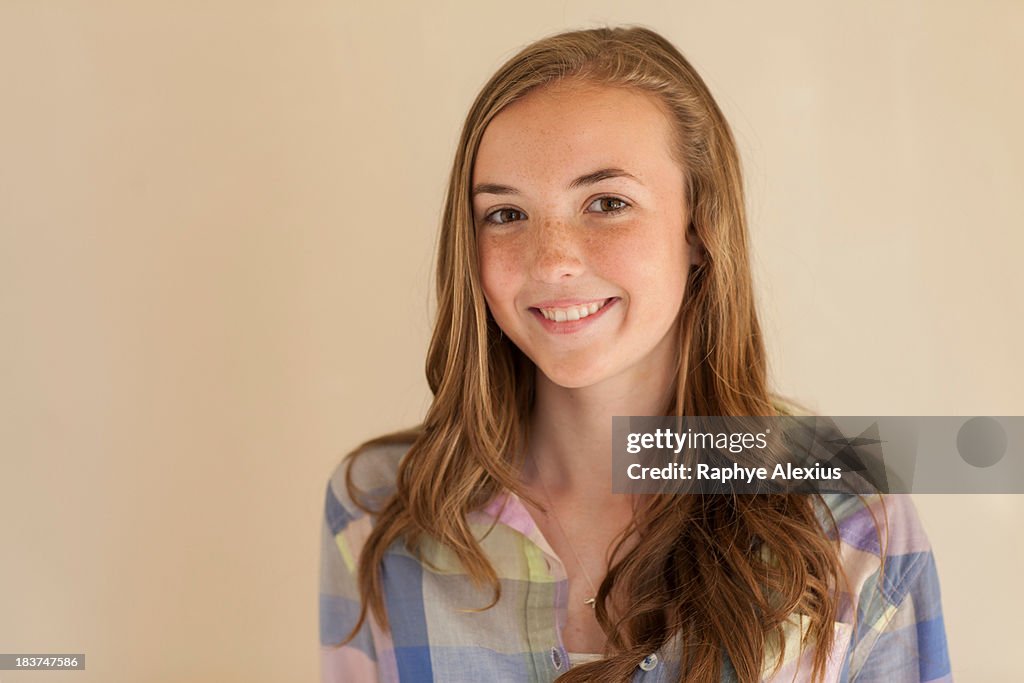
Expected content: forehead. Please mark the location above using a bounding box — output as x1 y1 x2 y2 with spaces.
473 82 680 185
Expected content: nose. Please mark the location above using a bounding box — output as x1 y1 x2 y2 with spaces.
528 217 584 283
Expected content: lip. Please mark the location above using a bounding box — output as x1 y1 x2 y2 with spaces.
530 297 611 308
529 297 619 334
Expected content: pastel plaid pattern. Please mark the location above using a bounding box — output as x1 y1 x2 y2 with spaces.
320 443 952 682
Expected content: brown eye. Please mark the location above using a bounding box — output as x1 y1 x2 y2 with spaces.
586 197 629 214
486 208 527 224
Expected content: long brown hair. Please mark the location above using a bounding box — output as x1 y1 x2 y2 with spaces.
344 26 852 681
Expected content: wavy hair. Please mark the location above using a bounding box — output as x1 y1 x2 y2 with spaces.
343 26 858 682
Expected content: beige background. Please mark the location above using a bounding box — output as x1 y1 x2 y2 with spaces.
1 2 1021 681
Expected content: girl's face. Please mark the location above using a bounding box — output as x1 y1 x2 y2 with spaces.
473 80 698 391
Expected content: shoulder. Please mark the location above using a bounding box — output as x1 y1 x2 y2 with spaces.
324 438 411 536
816 493 941 623
818 492 932 561
319 439 412 661
817 496 951 679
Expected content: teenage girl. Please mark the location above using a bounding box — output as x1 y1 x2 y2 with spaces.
320 26 951 682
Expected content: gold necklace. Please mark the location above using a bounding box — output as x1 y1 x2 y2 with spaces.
532 457 601 609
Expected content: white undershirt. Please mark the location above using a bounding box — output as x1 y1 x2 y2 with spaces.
568 651 603 667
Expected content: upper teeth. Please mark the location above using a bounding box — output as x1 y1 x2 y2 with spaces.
539 300 608 322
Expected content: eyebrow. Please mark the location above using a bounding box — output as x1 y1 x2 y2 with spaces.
471 167 641 197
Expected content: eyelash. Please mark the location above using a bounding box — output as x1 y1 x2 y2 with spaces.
483 196 631 225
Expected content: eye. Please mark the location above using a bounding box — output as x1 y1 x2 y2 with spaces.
586 196 630 214
484 208 527 225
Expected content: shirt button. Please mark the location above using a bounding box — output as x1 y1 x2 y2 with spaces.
551 647 564 670
639 653 658 671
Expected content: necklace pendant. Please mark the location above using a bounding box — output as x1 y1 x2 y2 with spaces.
584 597 596 608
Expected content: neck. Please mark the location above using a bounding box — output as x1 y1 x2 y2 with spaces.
524 364 676 496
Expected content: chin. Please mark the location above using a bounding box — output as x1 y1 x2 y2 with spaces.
536 358 613 390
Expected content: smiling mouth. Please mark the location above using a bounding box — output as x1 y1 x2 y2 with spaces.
534 298 614 322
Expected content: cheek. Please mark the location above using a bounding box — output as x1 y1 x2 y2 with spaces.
596 230 688 313
478 237 522 312
598 222 688 273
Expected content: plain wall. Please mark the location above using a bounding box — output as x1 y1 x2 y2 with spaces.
1 1 1021 681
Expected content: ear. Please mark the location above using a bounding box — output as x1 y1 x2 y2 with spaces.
686 222 706 268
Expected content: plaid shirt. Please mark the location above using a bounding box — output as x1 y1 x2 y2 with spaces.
320 443 952 682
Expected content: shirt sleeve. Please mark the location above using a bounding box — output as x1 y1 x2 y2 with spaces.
319 470 380 683
848 499 952 682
